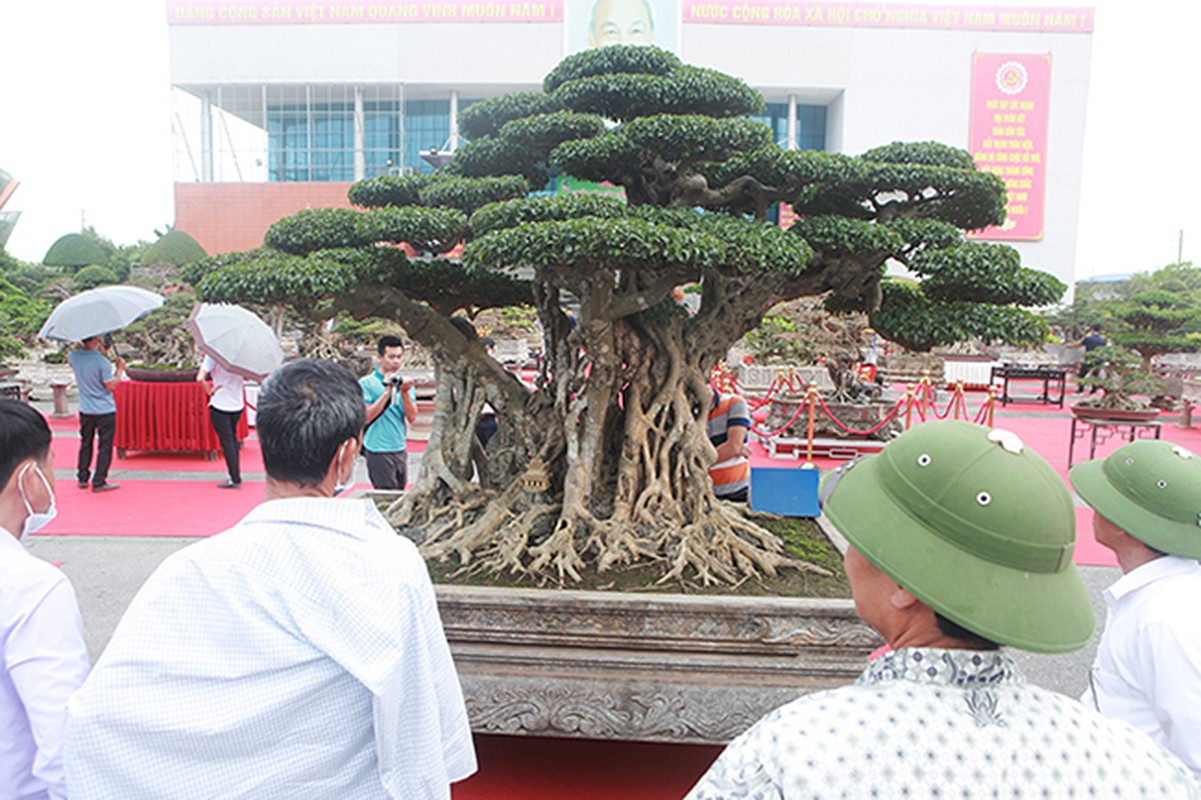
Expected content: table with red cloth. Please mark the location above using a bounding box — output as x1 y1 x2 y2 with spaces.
115 380 248 458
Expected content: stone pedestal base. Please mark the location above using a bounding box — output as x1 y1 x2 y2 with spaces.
436 585 879 744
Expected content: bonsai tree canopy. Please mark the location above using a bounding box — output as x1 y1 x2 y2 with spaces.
187 46 1065 587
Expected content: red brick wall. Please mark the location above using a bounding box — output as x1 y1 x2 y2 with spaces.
174 183 355 255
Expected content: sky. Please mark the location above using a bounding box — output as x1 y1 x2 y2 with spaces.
0 0 1195 282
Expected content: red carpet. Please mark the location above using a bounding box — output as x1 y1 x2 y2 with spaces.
50 435 267 474
32 480 375 538
453 735 721 800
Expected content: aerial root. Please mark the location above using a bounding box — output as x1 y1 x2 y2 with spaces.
527 514 587 583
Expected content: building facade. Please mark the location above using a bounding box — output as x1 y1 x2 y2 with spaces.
168 0 1093 287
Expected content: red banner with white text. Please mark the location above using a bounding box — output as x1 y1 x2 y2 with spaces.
967 53 1051 241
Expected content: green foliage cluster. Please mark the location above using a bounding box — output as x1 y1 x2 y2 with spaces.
141 230 208 268
737 314 815 364
848 280 1050 352
264 207 468 256
73 265 120 290
0 251 52 350
349 174 436 208
459 92 564 139
543 45 680 92
465 214 725 274
860 141 978 170
499 304 539 331
910 242 1065 306
555 65 764 122
43 233 106 269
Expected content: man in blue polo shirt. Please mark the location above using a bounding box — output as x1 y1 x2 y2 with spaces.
68 334 125 493
360 335 418 490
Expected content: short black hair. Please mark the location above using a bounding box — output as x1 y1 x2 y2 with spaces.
255 360 365 487
0 400 52 489
934 612 1000 650
377 335 405 355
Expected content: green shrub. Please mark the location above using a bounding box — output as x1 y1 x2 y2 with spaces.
141 230 208 267
43 234 107 270
0 335 25 360
73 265 120 290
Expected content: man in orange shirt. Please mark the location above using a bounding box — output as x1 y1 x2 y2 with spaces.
707 388 752 501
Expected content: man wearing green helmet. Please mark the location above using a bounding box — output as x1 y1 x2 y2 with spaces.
1070 439 1201 781
688 421 1198 799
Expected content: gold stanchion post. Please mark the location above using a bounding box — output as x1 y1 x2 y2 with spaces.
805 382 818 464
905 384 915 430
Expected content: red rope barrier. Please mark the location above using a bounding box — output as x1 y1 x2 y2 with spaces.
815 395 907 437
748 396 809 439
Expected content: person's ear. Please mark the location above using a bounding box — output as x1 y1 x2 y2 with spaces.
890 586 920 611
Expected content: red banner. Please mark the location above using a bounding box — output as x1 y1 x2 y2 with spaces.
168 0 564 24
968 53 1051 241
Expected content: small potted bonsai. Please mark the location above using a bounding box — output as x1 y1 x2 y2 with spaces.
1072 345 1162 420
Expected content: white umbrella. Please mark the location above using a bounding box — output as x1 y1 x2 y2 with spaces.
38 285 164 342
188 303 284 381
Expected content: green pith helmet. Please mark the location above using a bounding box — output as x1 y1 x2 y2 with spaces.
1070 439 1201 558
822 420 1094 653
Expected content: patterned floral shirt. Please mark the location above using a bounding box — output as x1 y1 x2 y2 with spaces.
687 648 1199 799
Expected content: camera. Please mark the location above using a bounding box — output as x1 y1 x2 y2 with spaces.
388 375 404 387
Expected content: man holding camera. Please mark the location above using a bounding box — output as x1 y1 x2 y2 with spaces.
360 336 418 490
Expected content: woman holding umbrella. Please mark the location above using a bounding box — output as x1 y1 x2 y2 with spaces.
196 355 244 489
189 303 285 489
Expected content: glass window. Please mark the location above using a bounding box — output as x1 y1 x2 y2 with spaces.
404 100 450 175
795 104 827 152
747 102 826 151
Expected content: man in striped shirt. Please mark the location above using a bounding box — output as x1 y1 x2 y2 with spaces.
707 389 752 501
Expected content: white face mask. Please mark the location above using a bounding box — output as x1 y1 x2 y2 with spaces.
332 442 352 497
18 463 57 538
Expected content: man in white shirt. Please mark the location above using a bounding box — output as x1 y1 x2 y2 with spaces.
66 360 477 799
0 399 90 800
1071 439 1201 780
688 421 1198 799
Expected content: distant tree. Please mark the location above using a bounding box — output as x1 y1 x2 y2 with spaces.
142 230 207 269
43 233 107 271
187 47 1064 586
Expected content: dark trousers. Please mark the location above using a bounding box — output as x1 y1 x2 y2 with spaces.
364 448 408 490
476 414 498 448
77 412 116 487
209 407 242 483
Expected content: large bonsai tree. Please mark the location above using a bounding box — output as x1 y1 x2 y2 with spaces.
186 47 1064 586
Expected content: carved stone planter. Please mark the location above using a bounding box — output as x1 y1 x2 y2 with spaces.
435 584 880 745
766 397 901 442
